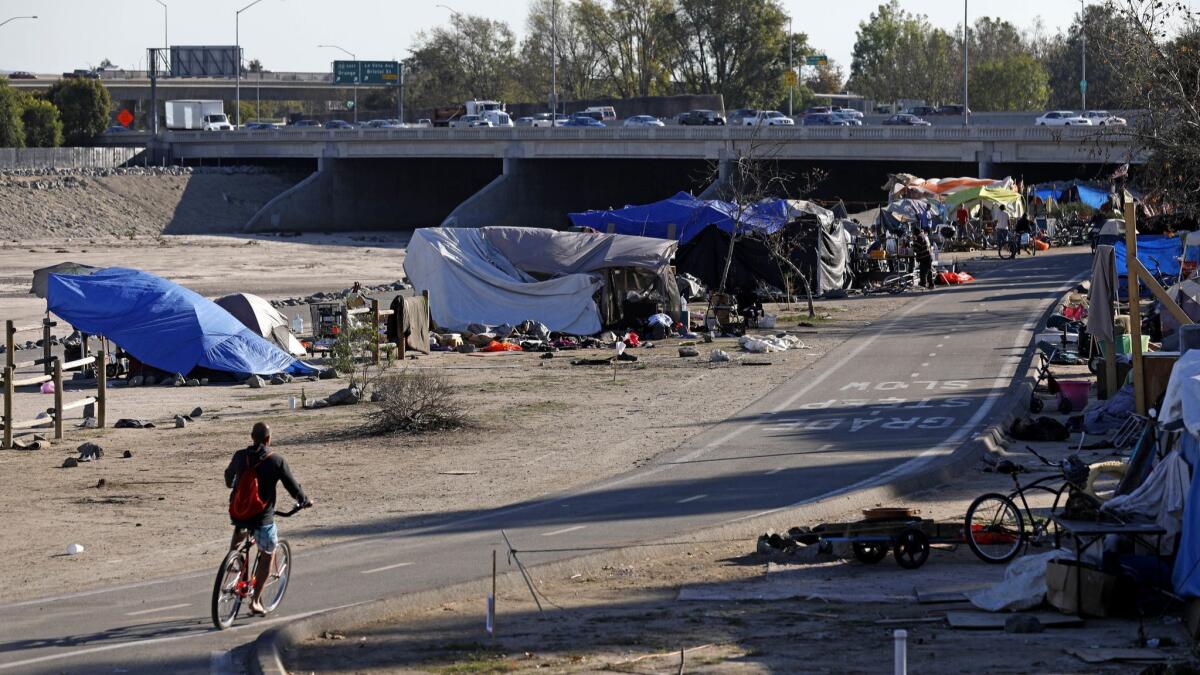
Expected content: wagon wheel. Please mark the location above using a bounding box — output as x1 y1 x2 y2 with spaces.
893 529 930 569
852 542 888 564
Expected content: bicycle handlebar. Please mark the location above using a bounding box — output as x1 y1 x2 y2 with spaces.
275 501 312 518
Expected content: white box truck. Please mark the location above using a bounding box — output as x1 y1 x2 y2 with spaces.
165 100 233 131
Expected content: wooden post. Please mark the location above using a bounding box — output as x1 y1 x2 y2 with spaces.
371 299 381 366
1123 202 1146 415
41 319 52 376
52 358 63 441
96 349 107 428
5 320 14 371
2 366 12 449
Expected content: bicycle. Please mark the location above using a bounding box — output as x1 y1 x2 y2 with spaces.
964 446 1098 564
211 502 309 630
863 269 919 295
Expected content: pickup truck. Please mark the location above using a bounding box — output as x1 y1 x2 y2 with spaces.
744 110 794 126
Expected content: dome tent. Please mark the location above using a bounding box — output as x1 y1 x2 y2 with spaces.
215 292 307 357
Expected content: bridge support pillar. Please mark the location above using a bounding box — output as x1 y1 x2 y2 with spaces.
698 155 738 201
977 155 998 179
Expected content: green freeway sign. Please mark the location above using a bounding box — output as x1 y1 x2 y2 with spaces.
333 60 400 85
805 54 828 66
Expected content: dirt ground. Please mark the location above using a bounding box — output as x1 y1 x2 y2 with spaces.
287 404 1194 675
0 230 947 603
0 170 302 239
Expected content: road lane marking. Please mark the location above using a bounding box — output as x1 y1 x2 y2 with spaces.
677 494 707 503
910 373 919 378
360 562 414 575
124 603 191 617
936 343 944 348
928 353 936 357
540 525 586 537
921 362 930 367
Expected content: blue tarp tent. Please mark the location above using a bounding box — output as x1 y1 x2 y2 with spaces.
48 267 314 377
1114 236 1183 277
1077 184 1112 209
568 192 785 244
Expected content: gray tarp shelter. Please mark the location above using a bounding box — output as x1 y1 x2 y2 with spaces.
32 262 98 299
404 227 681 335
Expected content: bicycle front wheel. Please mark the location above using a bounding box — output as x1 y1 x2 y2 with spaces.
965 493 1025 563
212 549 247 630
259 540 292 614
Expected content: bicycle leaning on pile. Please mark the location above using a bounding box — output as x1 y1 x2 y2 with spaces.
963 446 1106 564
211 502 309 629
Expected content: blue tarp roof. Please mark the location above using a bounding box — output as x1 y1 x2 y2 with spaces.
568 192 786 244
48 267 313 377
1114 236 1182 277
1077 184 1111 210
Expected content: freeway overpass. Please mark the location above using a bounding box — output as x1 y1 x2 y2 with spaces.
144 125 1139 231
7 74 356 104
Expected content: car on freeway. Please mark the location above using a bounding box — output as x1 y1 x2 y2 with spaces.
746 110 794 126
324 119 355 130
1083 110 1127 126
831 106 864 119
449 114 494 128
7 71 36 80
903 105 937 117
243 121 281 130
934 104 971 116
726 108 759 125
526 112 555 127
564 115 605 128
832 111 863 126
515 116 535 127
290 119 323 128
103 125 130 134
677 109 726 126
623 115 665 128
801 112 850 127
805 106 832 115
881 113 932 127
415 119 433 127
1035 111 1092 126
361 119 396 129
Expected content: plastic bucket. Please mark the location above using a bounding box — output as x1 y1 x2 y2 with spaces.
1117 334 1151 354
1057 380 1090 411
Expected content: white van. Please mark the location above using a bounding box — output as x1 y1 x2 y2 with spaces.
584 106 617 122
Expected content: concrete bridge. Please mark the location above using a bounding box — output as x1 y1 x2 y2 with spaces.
147 125 1140 232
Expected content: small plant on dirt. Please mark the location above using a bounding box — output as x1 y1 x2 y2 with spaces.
329 322 374 384
361 370 467 435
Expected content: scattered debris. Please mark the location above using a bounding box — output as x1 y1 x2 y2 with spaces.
61 457 78 468
77 442 103 461
65 543 84 555
246 375 265 389
678 346 699 357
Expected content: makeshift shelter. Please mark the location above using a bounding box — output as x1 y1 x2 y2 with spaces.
48 268 313 377
214 292 307 357
403 227 680 335
31 262 98 299
1161 279 1200 338
878 198 941 231
1095 219 1126 248
942 186 1025 218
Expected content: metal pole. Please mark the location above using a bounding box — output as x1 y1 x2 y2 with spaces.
149 48 159 134
154 0 167 49
963 0 969 127
788 16 793 117
398 63 405 122
0 16 38 31
257 69 261 121
551 0 557 117
1080 0 1087 111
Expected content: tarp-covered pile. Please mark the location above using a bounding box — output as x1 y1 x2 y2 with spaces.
404 227 680 335
48 268 313 377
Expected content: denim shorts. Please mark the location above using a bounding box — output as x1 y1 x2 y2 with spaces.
253 523 278 555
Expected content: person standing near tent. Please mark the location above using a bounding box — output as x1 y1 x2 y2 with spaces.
994 204 1011 247
912 225 935 290
225 422 312 616
956 204 970 229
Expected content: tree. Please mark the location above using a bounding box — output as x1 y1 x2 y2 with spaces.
46 78 110 145
0 78 25 148
805 60 844 94
969 17 1025 64
1042 4 1140 109
247 59 264 73
969 53 1050 111
20 96 62 147
848 1 908 105
404 12 520 112
515 0 611 106
97 58 116 70
576 0 676 98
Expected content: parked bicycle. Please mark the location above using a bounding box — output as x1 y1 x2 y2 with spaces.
863 269 919 295
997 230 1036 260
211 502 309 629
964 446 1099 564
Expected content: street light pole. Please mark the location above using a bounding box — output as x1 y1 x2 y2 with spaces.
236 0 267 129
154 1 167 50
1080 0 1087 111
0 15 37 31
788 16 794 117
319 44 357 123
551 0 558 117
963 0 969 127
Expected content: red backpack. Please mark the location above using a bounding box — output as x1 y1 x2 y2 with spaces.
229 452 272 521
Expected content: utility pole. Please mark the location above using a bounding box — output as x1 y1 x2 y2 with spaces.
788 16 794 117
1080 0 1087 111
551 0 558 118
398 62 405 122
962 0 969 127
235 0 267 129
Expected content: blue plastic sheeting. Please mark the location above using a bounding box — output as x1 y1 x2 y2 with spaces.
1076 184 1111 209
1114 236 1183 277
568 192 784 244
48 268 313 377
1032 187 1064 201
1174 433 1200 596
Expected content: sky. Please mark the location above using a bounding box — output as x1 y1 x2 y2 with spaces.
0 1 1181 76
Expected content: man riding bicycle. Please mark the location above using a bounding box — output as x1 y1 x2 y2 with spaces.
224 422 311 616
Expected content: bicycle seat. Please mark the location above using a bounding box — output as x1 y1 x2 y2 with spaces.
995 460 1022 476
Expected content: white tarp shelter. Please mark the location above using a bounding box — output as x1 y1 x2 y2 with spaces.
214 292 307 356
404 227 679 335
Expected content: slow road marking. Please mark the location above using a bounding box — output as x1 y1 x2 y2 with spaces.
125 603 190 617
361 562 414 575
540 525 585 537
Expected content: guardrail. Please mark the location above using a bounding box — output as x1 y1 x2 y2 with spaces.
2 320 106 448
165 125 1126 145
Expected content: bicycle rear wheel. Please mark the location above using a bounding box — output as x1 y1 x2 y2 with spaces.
259 540 292 613
211 549 247 630
965 493 1025 563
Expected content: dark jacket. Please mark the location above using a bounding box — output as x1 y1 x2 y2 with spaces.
912 232 933 262
225 444 306 528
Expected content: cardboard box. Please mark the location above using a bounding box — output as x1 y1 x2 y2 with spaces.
1046 559 1115 617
